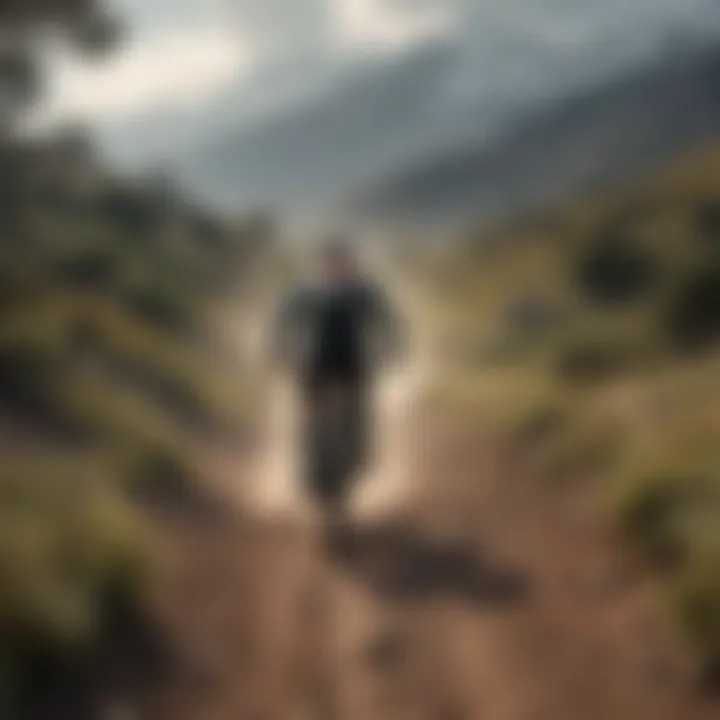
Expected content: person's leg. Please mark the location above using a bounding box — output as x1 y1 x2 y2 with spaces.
345 377 370 475
301 378 325 502
302 377 347 510
303 379 356 558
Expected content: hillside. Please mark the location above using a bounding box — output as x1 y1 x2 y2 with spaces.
181 43 458 214
357 43 720 229
180 36 720 228
423 139 720 677
69 141 720 720
0 130 270 711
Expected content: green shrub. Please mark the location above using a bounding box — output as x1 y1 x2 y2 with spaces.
552 333 649 383
574 229 658 306
121 282 195 334
609 436 720 567
672 546 720 679
694 201 720 244
0 459 149 659
122 442 200 505
512 398 567 447
0 340 73 432
664 264 720 350
536 413 622 482
612 470 690 566
98 187 157 236
555 340 624 382
52 245 119 289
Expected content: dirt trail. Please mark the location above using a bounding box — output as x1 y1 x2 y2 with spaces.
135 274 720 720
143 382 720 720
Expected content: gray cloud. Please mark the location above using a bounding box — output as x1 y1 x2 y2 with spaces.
229 0 333 56
74 0 720 176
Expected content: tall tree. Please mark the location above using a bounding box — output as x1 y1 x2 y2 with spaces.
0 0 119 132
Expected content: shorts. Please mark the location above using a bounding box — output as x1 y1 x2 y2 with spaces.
301 376 370 505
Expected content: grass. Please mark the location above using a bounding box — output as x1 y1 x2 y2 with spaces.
426 139 720 675
0 292 255 692
0 457 150 651
0 142 270 697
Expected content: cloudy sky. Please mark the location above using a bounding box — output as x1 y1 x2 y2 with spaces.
41 0 454 129
36 0 720 171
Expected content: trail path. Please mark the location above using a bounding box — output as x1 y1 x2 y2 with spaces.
140 271 720 720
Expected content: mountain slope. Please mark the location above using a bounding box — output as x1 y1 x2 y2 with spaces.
356 43 720 229
181 43 459 214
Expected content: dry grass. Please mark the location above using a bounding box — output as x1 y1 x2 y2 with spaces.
423 140 720 673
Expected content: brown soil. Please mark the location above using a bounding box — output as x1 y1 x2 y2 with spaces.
43 407 719 720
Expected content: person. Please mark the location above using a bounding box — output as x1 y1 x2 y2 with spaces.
273 235 403 515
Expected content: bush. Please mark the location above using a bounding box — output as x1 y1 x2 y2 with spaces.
0 460 149 666
122 443 200 505
575 229 658 306
552 332 648 383
511 398 567 447
609 432 720 566
555 341 623 382
0 341 74 433
612 470 691 566
694 201 720 244
664 264 720 350
536 413 622 482
98 187 157 236
672 547 720 680
53 245 119 289
121 282 195 335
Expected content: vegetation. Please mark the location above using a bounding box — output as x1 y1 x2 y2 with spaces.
427 142 720 675
0 1 275 700
0 133 268 699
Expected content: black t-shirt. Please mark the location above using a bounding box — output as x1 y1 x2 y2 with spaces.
276 276 398 388
309 284 369 384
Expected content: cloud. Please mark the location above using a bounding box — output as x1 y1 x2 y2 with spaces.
35 0 720 160
37 0 458 130
39 23 255 125
229 0 332 57
331 0 457 51
228 0 457 57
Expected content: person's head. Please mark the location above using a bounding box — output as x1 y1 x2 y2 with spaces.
319 234 358 285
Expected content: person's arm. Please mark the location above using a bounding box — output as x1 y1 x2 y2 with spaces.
271 285 308 370
366 282 406 366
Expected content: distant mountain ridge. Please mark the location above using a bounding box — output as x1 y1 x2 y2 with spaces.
182 36 720 230
354 42 720 229
181 43 461 214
